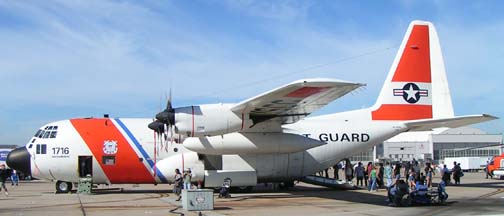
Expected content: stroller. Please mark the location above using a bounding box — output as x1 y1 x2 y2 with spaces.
399 181 449 206
408 183 433 205
388 180 410 206
219 178 232 198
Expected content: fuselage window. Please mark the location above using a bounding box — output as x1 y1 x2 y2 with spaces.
36 144 47 154
41 144 47 154
102 156 116 165
28 144 33 149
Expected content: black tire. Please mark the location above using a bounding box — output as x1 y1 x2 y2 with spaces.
56 181 72 193
282 181 295 188
231 186 254 193
404 196 413 206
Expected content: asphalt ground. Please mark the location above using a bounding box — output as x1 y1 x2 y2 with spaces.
0 172 503 216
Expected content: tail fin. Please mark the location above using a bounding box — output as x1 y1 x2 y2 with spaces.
371 20 454 121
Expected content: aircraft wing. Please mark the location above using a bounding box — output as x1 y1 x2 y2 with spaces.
231 78 364 127
404 114 498 131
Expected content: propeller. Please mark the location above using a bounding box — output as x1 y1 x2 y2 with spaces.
148 89 177 153
156 90 176 126
148 90 175 132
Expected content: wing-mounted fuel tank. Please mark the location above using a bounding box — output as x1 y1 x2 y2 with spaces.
155 152 205 183
183 132 326 155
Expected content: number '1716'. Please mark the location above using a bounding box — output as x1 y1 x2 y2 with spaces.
52 147 69 155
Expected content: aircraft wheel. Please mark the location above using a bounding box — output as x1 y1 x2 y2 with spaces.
282 181 295 188
232 186 254 193
56 181 73 193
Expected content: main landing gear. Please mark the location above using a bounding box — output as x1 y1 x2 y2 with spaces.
56 181 73 193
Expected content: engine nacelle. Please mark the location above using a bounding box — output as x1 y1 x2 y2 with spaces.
183 132 326 155
154 152 205 184
175 104 251 137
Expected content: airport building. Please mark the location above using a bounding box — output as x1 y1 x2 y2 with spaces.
350 127 503 164
0 144 18 166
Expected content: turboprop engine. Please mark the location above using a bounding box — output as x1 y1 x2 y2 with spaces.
149 103 252 137
174 104 251 136
183 132 326 155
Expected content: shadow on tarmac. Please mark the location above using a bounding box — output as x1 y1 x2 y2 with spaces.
438 180 504 189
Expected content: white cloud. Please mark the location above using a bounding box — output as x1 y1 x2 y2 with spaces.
220 0 311 21
0 1 502 144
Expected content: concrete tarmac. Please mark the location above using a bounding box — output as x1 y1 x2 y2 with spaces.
0 172 503 216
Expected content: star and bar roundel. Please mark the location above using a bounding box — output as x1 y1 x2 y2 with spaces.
393 83 428 104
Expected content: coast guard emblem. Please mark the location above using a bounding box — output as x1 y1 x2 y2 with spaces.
103 140 118 155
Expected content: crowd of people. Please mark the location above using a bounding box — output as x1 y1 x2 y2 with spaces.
314 158 463 206
317 158 465 192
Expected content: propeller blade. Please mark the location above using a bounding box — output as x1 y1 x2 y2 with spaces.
170 124 174 145
167 88 172 111
164 123 169 152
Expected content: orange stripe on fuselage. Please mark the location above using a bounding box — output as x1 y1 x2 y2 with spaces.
371 104 432 120
70 118 155 184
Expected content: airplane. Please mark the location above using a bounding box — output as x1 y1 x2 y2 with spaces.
7 20 497 193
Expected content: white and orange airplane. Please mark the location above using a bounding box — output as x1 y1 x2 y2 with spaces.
7 21 497 193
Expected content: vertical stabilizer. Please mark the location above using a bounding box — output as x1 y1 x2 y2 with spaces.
371 20 454 121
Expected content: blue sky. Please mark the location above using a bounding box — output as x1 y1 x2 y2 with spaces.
0 0 503 145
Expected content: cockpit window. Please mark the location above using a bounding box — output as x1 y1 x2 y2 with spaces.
50 131 57 138
37 125 59 139
42 131 50 139
34 129 43 138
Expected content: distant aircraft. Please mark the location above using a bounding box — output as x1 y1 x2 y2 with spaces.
7 20 497 193
487 153 504 179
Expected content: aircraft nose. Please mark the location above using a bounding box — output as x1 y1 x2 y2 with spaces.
6 147 31 176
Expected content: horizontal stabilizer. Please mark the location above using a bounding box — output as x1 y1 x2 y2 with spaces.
404 114 498 131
